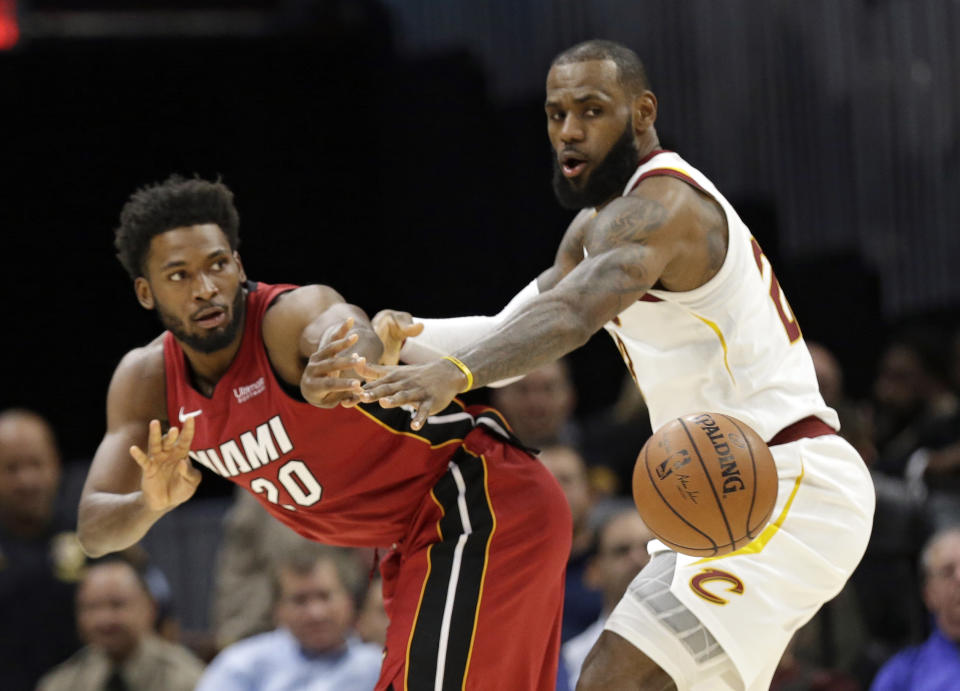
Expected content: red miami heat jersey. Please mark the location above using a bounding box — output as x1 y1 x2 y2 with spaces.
164 282 507 547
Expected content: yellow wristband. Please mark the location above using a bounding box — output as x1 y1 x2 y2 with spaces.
442 355 474 393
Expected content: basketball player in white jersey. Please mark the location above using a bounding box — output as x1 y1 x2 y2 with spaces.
351 40 875 691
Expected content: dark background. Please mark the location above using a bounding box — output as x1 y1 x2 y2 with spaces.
1 0 957 463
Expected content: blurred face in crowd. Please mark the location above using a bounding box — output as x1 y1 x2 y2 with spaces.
77 562 156 662
491 361 575 447
0 411 61 534
588 511 654 610
807 342 843 408
874 344 929 415
546 59 642 210
924 530 960 642
355 578 389 647
136 224 247 355
539 445 592 530
275 560 356 655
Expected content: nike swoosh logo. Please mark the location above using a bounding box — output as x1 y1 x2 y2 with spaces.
178 407 203 423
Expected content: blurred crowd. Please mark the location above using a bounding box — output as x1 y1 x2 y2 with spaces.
2 319 959 690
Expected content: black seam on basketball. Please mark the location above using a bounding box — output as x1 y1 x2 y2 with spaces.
721 415 761 536
643 436 718 553
678 418 736 549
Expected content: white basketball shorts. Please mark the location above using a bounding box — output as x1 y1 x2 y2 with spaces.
604 434 875 690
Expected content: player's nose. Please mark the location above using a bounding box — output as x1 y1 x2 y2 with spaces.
193 272 219 299
559 114 585 143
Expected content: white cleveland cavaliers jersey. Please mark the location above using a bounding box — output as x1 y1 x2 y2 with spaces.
601 150 838 441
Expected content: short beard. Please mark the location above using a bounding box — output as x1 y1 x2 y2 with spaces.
552 122 640 210
158 287 246 354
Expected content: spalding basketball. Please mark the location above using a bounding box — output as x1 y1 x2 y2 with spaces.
632 412 778 557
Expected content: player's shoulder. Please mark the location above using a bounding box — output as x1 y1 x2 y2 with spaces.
114 334 165 382
267 284 343 311
628 172 701 210
108 335 167 417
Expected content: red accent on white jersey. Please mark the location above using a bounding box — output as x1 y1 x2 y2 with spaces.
605 152 838 441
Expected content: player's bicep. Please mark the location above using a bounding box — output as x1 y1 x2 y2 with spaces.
84 424 146 497
83 358 160 497
263 285 348 354
263 285 380 381
538 209 593 292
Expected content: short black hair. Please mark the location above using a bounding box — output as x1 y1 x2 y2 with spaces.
114 174 240 280
84 553 154 601
551 39 651 95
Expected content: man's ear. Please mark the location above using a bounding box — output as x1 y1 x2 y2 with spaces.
135 277 155 310
633 90 658 135
235 251 247 283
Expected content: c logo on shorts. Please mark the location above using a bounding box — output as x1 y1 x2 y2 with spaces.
690 568 744 605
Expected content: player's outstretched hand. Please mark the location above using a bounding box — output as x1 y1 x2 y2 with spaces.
361 359 467 430
371 310 424 366
302 318 380 408
129 417 201 512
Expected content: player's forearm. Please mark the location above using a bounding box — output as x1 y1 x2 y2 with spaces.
301 305 384 364
453 293 593 389
401 279 540 388
77 490 170 557
401 279 540 363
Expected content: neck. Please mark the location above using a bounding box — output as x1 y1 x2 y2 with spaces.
593 130 662 212
635 129 661 162
181 310 247 396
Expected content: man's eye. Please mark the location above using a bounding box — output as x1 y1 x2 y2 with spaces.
211 260 226 271
586 107 602 117
549 112 564 121
169 272 185 282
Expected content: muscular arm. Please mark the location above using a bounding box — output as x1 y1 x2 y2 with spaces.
261 284 383 406
456 193 675 387
389 207 593 368
362 177 724 428
78 343 177 557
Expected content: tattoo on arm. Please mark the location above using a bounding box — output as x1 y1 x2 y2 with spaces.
699 194 727 273
456 199 670 387
462 244 655 385
598 198 668 248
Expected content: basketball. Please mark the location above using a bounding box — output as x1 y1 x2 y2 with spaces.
632 412 779 557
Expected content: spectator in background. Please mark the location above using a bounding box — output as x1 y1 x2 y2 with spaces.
197 546 382 691
539 444 603 642
0 408 83 691
770 634 859 691
806 341 927 679
38 556 204 691
808 341 876 465
355 575 389 648
871 326 957 478
490 359 580 449
892 325 960 530
580 373 653 497
211 488 321 649
870 526 960 690
562 504 653 688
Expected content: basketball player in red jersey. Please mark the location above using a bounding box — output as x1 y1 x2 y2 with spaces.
360 40 874 690
76 175 571 691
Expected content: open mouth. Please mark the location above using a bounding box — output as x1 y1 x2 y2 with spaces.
560 151 588 178
193 306 227 329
